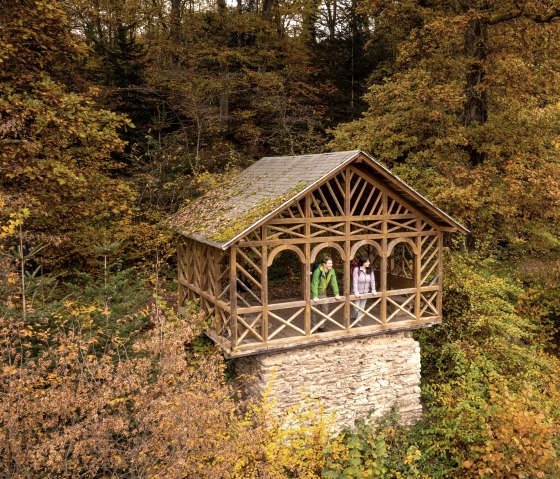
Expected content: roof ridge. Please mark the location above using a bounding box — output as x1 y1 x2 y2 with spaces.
168 150 467 249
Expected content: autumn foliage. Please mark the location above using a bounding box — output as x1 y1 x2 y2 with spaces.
2 0 560 477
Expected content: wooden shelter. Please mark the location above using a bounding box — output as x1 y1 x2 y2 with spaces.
171 150 467 357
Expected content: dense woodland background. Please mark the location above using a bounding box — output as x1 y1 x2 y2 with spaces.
1 0 560 477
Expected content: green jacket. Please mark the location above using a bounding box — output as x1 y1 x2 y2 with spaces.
311 264 339 298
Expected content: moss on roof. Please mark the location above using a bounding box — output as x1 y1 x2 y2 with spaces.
168 176 313 247
169 151 362 248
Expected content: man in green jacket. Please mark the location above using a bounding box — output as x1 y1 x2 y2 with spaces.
311 256 341 331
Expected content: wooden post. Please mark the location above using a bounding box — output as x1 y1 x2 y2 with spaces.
261 227 269 342
304 194 311 335
177 238 185 313
415 221 422 321
381 193 388 323
211 247 221 331
229 246 238 350
437 232 443 315
344 168 351 330
185 238 192 304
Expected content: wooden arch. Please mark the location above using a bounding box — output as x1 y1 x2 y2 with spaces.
387 238 418 256
267 244 306 267
350 240 384 260
310 242 347 263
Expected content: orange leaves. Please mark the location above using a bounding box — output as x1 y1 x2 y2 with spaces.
428 372 560 479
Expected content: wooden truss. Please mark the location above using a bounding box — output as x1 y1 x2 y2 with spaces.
178 165 444 357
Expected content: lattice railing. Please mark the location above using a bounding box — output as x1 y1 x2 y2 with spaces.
310 298 345 332
310 221 345 237
419 290 438 319
349 295 382 328
213 306 231 337
268 306 306 339
236 246 263 306
350 220 383 235
236 312 264 344
267 223 306 240
420 235 439 286
386 292 416 322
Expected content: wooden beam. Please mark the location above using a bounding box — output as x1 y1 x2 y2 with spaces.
237 247 262 276
177 238 185 312
437 232 443 315
304 194 311 335
229 246 238 349
344 167 351 331
350 166 442 231
381 192 388 324
268 213 419 225
261 226 269 342
240 230 438 248
325 180 344 215
415 220 422 321
224 317 442 357
178 278 230 311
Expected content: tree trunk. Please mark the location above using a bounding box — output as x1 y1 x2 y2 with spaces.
301 0 320 46
170 0 182 65
462 14 488 166
262 0 273 20
325 0 337 41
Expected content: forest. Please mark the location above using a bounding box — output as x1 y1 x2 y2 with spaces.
1 0 559 477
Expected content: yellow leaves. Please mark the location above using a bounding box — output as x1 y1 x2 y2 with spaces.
3 365 19 376
63 300 101 318
0 207 30 239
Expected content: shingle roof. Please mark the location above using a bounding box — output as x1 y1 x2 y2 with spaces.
169 150 467 249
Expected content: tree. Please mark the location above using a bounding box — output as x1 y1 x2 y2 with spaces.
331 0 560 252
0 0 136 268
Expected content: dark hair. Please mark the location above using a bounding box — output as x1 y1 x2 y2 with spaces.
358 256 372 274
322 255 332 264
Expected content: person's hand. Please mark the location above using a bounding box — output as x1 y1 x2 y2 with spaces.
313 297 319 302
335 295 342 300
354 292 360 297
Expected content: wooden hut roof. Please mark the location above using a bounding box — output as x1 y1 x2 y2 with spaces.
170 150 468 249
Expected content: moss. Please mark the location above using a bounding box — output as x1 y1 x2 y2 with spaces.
168 174 313 244
208 180 311 243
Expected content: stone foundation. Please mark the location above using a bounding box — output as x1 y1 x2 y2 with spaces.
234 332 422 432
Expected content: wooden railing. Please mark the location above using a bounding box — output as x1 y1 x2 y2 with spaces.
199 286 442 356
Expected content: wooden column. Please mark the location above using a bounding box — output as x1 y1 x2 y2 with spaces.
261 227 269 342
177 238 185 312
304 194 311 335
229 245 238 350
381 193 388 323
344 168 351 330
185 238 192 304
211 247 221 330
437 232 443 315
415 221 422 321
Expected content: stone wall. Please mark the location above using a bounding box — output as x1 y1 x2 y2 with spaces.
234 332 422 432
